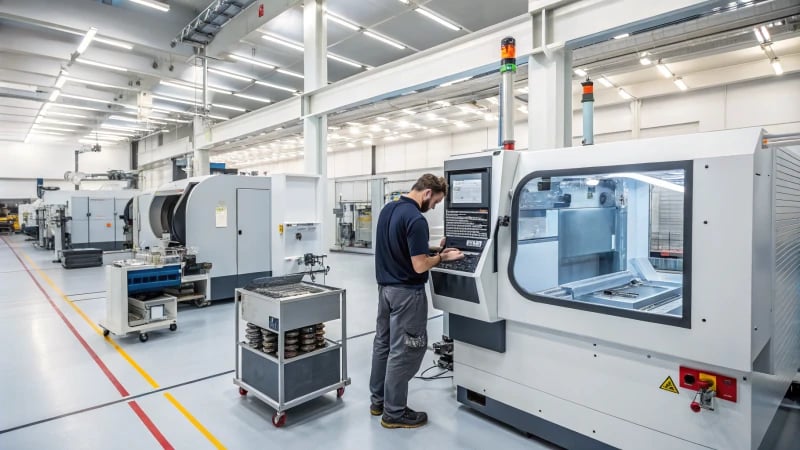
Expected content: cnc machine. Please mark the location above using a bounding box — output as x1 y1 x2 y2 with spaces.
431 128 800 450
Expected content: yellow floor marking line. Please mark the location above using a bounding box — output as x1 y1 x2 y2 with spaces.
19 249 227 449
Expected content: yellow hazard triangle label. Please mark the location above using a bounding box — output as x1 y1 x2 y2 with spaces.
660 376 679 394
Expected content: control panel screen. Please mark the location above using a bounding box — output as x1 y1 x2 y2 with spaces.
448 170 490 209
452 173 483 204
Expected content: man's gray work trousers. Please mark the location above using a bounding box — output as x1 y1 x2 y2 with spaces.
369 284 428 420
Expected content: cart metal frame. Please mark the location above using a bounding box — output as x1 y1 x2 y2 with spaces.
233 283 350 427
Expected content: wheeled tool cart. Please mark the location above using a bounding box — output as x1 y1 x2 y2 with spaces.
99 259 180 342
233 274 350 427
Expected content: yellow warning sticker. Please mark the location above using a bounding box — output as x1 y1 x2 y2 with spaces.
660 376 679 394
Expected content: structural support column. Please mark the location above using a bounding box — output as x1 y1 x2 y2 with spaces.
303 0 327 176
630 99 642 139
193 116 210 176
527 48 572 150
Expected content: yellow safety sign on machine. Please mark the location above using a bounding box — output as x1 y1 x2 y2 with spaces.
660 376 680 394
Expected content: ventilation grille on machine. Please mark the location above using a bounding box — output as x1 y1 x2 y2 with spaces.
772 147 800 378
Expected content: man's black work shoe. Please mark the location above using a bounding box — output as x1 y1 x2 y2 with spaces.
380 408 428 429
370 403 383 416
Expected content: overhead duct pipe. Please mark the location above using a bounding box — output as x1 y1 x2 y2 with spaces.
581 78 594 145
499 37 516 150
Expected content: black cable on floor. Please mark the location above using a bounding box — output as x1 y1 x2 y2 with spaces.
414 364 453 381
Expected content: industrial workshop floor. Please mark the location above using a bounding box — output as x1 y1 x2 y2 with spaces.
2 234 799 450
0 234 548 450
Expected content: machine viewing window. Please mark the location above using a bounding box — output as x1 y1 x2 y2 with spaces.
509 162 692 328
448 170 490 209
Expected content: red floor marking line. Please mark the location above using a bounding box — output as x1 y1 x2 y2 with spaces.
129 401 175 450
1 237 174 450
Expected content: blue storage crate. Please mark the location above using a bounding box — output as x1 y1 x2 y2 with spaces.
127 265 182 294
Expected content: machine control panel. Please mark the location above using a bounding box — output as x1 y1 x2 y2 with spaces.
437 236 486 273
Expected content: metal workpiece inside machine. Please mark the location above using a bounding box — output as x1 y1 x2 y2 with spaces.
430 127 800 450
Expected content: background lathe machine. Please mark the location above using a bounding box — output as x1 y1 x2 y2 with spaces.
430 128 800 450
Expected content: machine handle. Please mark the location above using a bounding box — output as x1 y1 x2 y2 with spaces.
690 401 702 413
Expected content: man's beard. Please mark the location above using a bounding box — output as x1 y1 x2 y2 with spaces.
420 198 432 212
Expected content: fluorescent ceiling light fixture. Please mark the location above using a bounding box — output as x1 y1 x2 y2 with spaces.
159 80 230 94
484 114 496 122
327 53 363 69
262 34 305 52
656 62 672 78
208 68 252 82
362 139 373 145
209 114 229 121
102 124 151 132
486 97 499 105
363 31 406 50
213 103 246 112
346 143 356 148
376 117 388 122
753 27 765 44
76 27 97 54
604 173 684 193
49 103 105 112
109 115 167 125
771 58 783 75
32 125 76 132
61 93 116 104
398 0 410 4
87 130 135 137
129 0 170 12
41 117 82 126
66 76 133 90
276 68 304 79
517 106 528 114
94 37 133 50
402 109 416 115
152 94 201 106
613 33 630 40
49 89 61 102
46 111 87 118
573 68 587 77
597 77 614 88
673 77 688 91
454 121 470 128
79 138 117 145
327 13 360 31
415 7 460 31
84 134 126 141
233 93 271 103
425 112 438 120
618 88 633 100
435 100 451 107
75 58 128 72
349 127 361 136
639 57 652 65
760 25 770 42
254 80 297 93
428 128 443 134
440 76 471 87
369 124 382 132
55 73 67 89
229 54 276 69
30 131 65 137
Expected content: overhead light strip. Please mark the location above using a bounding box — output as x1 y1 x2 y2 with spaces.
75 58 128 72
128 0 170 12
414 7 461 31
75 27 97 55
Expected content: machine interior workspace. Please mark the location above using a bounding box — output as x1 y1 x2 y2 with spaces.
430 128 800 450
331 178 384 254
148 174 324 301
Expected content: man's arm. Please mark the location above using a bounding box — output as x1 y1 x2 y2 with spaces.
410 248 463 274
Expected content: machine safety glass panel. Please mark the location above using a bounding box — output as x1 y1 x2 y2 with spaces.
510 163 691 327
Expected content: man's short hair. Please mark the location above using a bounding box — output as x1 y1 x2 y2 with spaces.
411 174 448 196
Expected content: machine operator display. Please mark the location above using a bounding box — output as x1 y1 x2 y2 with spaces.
438 170 490 273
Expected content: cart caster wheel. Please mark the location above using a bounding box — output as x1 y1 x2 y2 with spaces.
238 387 248 396
139 333 149 343
336 387 345 398
169 323 177 332
272 412 286 428
194 299 209 308
102 328 110 337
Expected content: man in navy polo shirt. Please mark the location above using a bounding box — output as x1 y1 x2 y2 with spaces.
369 174 464 429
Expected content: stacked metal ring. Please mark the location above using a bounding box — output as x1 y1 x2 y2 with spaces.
316 323 327 348
262 330 277 355
245 323 263 349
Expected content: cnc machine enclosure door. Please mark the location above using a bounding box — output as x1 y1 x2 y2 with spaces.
88 198 115 248
70 197 90 245
236 188 271 284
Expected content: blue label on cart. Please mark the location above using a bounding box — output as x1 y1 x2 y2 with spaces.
269 316 279 331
